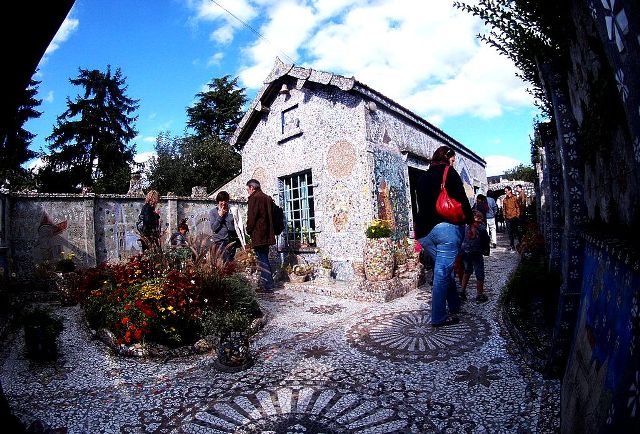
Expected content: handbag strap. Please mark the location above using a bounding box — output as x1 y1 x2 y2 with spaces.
440 166 450 190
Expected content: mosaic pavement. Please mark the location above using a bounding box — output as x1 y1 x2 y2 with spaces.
0 235 560 433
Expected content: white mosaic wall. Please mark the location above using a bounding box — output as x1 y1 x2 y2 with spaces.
240 80 372 273
5 193 242 278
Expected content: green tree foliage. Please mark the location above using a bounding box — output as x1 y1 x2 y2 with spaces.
0 78 41 190
147 133 241 196
186 75 246 148
147 75 246 195
454 0 569 117
38 66 139 193
503 163 536 183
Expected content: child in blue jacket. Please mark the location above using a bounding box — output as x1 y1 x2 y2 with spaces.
460 210 490 302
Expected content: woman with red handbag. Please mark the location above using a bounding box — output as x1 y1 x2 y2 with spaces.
415 146 473 327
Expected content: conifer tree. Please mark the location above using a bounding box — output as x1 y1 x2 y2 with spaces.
0 78 41 189
38 66 139 193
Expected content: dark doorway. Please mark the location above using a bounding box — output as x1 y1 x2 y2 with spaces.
408 166 428 230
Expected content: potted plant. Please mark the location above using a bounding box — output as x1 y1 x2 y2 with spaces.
363 219 394 281
55 251 76 273
22 307 64 361
52 251 79 305
204 310 253 372
286 264 313 283
318 256 333 279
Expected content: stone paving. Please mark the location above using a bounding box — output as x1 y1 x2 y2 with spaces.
0 234 561 433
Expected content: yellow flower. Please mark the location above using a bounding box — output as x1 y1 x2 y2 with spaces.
167 306 174 311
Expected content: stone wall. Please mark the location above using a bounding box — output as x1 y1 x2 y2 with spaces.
532 1 640 431
2 192 244 278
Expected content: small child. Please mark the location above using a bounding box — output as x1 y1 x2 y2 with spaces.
460 210 491 303
170 219 189 247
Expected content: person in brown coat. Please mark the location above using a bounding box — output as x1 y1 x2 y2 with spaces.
502 186 521 251
246 179 276 292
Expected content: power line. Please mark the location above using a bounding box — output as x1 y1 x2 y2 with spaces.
208 0 296 64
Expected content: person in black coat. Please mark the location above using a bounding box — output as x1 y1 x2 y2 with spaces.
140 190 160 251
415 146 473 327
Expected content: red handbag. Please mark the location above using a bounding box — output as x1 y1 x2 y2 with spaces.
436 166 465 224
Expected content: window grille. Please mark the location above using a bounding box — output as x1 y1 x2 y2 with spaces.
280 171 316 249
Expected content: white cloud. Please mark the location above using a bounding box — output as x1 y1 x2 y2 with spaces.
239 2 318 88
27 158 46 173
207 52 225 66
205 0 534 123
40 12 80 65
484 155 521 176
44 91 55 103
192 0 257 45
134 151 157 164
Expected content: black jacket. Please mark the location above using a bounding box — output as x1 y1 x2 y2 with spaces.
414 163 473 239
140 203 160 237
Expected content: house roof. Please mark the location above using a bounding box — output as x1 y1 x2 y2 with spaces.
230 58 486 166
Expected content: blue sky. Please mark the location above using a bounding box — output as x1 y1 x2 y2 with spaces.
28 0 539 176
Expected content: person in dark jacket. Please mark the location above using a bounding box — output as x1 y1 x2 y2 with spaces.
209 191 237 263
245 179 276 292
415 146 473 327
140 190 161 251
460 210 490 303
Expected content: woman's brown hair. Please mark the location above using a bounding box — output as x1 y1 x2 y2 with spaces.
431 145 456 163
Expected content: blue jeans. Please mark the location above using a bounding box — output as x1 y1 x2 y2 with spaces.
463 251 485 281
420 222 464 325
254 246 274 290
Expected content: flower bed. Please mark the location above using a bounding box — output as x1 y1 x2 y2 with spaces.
73 245 263 354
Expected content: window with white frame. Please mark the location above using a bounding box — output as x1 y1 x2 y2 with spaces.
280 171 316 249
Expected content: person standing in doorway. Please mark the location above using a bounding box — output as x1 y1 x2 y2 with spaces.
245 179 276 292
503 186 521 251
415 146 473 327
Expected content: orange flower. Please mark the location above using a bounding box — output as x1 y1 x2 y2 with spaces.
121 317 129 325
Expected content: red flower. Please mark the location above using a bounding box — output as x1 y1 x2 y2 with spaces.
134 329 143 341
121 317 130 325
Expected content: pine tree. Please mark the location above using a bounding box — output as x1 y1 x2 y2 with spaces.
0 78 41 189
186 75 246 147
38 66 139 193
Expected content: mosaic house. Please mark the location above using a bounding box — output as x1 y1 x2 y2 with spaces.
217 58 487 278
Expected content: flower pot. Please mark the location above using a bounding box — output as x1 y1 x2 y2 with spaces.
24 324 60 360
318 267 332 279
215 331 253 372
364 237 394 281
54 271 79 305
289 273 308 283
352 261 365 280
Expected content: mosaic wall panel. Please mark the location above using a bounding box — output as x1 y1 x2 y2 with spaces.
94 199 144 264
561 235 640 433
364 100 486 196
8 196 92 276
4 195 230 277
585 0 640 227
372 147 411 239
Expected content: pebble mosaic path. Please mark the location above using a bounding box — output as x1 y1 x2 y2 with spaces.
0 235 560 433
